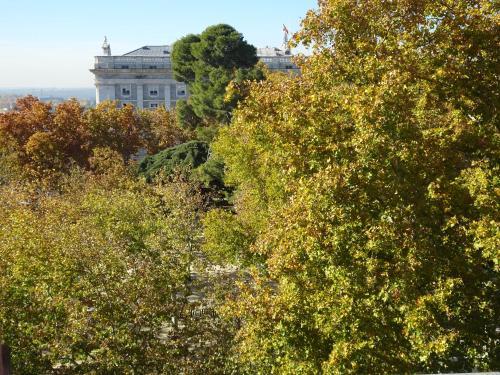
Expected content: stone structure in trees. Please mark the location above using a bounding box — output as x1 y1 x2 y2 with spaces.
90 29 298 109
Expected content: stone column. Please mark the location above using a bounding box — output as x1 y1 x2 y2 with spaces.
137 84 144 109
97 84 115 103
164 83 171 109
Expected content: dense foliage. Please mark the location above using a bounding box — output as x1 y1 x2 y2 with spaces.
138 141 210 181
1 1 498 373
205 0 499 373
172 34 201 83
0 97 186 184
0 156 234 373
138 105 188 154
172 24 264 127
138 141 227 203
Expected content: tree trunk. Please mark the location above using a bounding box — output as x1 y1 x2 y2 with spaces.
0 344 11 375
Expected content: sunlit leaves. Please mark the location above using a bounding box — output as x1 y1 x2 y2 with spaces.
204 0 499 372
0 170 232 373
0 97 187 186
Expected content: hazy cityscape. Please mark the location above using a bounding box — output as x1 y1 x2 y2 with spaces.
0 88 95 112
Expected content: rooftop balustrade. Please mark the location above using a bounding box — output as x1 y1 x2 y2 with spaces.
93 56 171 70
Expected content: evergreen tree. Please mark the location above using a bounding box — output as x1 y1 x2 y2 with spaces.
171 24 263 127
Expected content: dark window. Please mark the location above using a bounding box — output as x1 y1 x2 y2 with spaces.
149 65 157 69
121 65 129 69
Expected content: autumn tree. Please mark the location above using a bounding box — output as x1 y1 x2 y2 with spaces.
204 0 499 373
84 100 143 159
0 97 188 184
0 156 235 373
138 105 188 154
0 96 57 181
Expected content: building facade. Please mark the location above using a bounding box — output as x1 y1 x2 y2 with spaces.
256 26 300 75
90 33 298 109
257 47 299 73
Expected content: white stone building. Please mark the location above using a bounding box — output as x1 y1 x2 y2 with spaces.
90 38 185 109
257 26 299 74
257 47 299 74
90 32 298 109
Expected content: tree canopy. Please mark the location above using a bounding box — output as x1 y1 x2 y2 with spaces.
0 158 235 373
0 1 498 373
171 34 201 83
171 24 263 127
204 0 499 373
0 97 186 185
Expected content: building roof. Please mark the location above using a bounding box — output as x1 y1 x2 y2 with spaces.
256 47 290 57
122 45 171 57
118 45 290 58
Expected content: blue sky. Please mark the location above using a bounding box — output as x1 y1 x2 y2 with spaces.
0 0 317 88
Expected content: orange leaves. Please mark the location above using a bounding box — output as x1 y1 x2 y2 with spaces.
0 97 188 185
84 100 143 160
24 132 60 163
139 106 187 154
0 96 52 144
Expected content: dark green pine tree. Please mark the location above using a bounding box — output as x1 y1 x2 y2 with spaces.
171 24 263 127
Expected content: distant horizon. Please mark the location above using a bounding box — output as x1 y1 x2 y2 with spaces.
0 87 96 101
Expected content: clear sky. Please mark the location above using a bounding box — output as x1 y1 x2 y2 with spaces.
0 0 317 88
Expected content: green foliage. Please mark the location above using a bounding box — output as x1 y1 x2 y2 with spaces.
189 66 234 123
172 34 201 83
0 162 235 373
205 0 500 373
172 24 263 127
176 98 202 130
191 24 257 70
138 140 210 181
195 124 220 144
138 140 228 198
192 156 226 191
